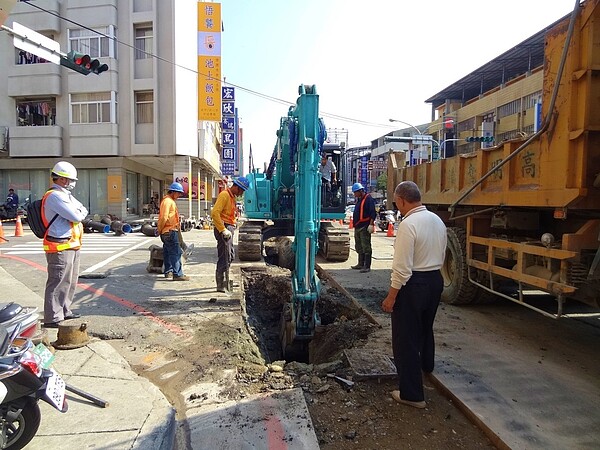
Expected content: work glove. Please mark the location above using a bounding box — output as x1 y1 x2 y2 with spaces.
367 224 374 234
221 229 232 240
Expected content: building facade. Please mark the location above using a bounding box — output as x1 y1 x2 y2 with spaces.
0 0 225 220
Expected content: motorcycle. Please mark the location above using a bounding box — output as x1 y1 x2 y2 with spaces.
0 303 39 342
376 209 397 232
0 325 68 449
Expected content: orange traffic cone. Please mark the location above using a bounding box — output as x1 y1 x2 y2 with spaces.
386 222 395 237
14 216 24 237
0 220 6 243
349 218 353 229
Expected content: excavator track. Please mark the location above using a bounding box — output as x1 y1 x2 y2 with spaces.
318 221 350 262
238 221 263 261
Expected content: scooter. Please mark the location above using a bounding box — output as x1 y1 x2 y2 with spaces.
377 209 397 232
0 325 68 450
0 303 39 342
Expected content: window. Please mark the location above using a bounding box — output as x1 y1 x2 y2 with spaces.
68 26 116 58
135 25 153 59
135 91 154 124
16 98 56 126
70 92 116 124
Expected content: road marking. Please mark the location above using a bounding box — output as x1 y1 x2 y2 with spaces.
0 236 151 256
82 238 153 273
0 253 191 338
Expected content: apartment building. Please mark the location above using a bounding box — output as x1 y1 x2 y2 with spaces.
376 13 566 171
0 0 224 219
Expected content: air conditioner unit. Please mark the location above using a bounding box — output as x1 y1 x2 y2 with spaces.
0 127 7 150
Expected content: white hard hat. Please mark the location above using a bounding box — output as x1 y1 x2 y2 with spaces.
52 161 78 180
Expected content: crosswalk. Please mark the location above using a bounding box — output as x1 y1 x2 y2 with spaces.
0 234 154 255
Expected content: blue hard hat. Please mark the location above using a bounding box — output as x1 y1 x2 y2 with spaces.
232 176 250 192
352 182 365 193
168 182 184 193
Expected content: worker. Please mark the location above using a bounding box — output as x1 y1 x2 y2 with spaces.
319 154 337 207
211 176 249 292
157 182 189 281
42 161 88 327
350 182 376 273
381 181 447 409
0 188 19 220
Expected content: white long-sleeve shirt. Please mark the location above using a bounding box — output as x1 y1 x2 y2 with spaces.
390 205 447 290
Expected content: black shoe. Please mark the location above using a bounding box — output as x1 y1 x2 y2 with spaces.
43 322 61 329
64 313 81 320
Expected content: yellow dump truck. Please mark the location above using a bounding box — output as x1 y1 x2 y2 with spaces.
388 0 600 317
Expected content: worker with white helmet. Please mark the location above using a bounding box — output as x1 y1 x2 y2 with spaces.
157 182 189 281
42 161 89 328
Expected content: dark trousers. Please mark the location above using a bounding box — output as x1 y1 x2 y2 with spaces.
391 270 443 402
214 224 235 274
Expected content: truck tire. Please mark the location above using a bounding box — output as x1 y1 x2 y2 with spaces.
441 227 478 305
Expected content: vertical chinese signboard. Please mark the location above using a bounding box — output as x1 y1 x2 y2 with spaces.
221 86 236 175
198 2 221 121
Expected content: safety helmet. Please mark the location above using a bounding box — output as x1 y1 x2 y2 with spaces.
351 182 365 193
232 176 250 192
168 182 184 193
51 161 78 180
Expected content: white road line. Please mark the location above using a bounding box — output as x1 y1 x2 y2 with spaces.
82 238 153 273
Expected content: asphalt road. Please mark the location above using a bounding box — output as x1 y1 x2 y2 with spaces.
2 222 599 449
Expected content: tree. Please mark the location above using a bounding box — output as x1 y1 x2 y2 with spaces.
376 173 387 194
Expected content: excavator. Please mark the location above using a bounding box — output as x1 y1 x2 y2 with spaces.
238 84 350 358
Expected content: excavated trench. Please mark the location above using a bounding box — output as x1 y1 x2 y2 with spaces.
241 265 377 365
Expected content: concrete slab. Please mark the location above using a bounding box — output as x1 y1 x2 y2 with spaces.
185 388 319 450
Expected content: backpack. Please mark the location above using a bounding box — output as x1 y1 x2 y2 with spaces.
26 191 59 239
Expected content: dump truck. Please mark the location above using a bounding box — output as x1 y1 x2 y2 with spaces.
388 0 600 318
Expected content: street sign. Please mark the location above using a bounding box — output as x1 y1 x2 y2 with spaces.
412 134 433 145
367 161 374 170
12 22 61 64
0 0 16 27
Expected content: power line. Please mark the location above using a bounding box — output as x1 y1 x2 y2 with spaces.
21 0 397 132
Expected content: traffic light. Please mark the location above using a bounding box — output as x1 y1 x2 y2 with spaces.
60 51 109 75
466 136 494 143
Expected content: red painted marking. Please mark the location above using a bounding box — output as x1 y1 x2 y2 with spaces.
260 396 288 450
0 254 190 337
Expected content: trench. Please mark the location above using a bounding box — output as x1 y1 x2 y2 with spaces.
241 265 376 365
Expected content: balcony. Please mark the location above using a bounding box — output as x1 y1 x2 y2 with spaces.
8 126 63 157
8 62 61 97
11 0 61 33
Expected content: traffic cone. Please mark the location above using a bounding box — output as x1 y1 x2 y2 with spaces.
349 218 353 229
14 216 24 237
0 220 6 243
386 222 395 237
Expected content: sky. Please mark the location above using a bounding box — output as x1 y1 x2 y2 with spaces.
219 0 575 170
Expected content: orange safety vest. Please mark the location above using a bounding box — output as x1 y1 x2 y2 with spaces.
355 193 373 226
42 189 83 253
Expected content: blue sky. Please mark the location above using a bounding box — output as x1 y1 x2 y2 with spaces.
219 0 574 169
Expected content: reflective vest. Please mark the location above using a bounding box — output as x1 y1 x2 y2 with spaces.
42 189 83 253
355 193 373 226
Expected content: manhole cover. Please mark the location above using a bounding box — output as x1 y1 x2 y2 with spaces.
344 348 397 379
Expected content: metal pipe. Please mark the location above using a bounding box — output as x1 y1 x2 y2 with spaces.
83 220 110 233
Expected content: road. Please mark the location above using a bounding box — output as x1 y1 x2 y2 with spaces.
1 223 599 448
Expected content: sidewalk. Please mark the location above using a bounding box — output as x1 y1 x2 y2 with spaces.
0 265 175 450
0 227 320 449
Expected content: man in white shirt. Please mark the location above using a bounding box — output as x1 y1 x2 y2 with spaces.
318 154 337 206
381 181 447 409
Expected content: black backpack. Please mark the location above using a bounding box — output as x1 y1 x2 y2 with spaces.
26 191 59 239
